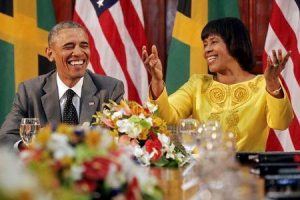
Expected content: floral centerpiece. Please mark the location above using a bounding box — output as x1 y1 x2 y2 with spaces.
0 148 48 200
20 125 163 200
93 100 188 167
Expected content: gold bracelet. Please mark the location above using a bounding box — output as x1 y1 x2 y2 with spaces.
269 86 282 96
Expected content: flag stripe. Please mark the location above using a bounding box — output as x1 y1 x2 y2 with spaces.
73 12 106 75
37 0 56 31
74 0 129 99
269 2 300 86
130 0 144 27
277 0 300 43
178 0 191 17
264 0 300 151
99 9 141 102
266 130 284 151
74 0 148 103
264 25 300 125
119 0 147 57
0 39 14 124
109 2 148 102
0 0 13 16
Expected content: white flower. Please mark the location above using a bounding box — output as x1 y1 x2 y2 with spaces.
0 149 42 198
133 146 144 157
165 143 176 159
145 101 158 113
106 164 126 188
70 165 84 181
47 133 75 160
111 110 123 120
157 133 170 146
99 130 114 149
116 119 142 138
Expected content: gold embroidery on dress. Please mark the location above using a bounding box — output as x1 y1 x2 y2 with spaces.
208 85 226 107
232 86 249 106
225 112 240 140
248 75 263 93
208 113 220 121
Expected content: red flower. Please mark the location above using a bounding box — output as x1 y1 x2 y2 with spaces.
126 177 140 200
83 157 114 180
144 133 162 161
75 179 97 193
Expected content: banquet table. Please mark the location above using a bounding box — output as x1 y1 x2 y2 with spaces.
150 166 264 200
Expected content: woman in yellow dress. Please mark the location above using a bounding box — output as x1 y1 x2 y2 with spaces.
142 17 293 152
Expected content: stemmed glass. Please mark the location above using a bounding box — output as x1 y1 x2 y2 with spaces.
19 118 40 146
177 118 200 153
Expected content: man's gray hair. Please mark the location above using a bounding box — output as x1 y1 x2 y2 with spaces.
48 21 85 47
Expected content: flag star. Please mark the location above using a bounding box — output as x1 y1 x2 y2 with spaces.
97 0 104 7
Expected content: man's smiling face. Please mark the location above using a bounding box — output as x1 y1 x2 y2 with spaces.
47 27 90 87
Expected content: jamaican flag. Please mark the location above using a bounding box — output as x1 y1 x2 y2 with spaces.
0 0 56 124
166 0 240 94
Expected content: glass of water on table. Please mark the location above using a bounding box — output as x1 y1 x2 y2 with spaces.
19 118 40 146
178 118 200 153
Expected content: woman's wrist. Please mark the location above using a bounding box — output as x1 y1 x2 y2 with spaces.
150 79 165 100
266 85 284 98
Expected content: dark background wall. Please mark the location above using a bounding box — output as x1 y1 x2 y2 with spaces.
52 0 272 75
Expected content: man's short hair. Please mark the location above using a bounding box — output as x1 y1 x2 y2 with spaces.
48 21 85 47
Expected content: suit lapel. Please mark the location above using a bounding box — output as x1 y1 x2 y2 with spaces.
41 72 61 126
80 72 108 124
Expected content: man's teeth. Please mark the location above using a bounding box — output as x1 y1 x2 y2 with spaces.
207 56 217 64
70 60 84 65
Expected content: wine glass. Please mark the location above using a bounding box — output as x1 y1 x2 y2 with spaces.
178 118 200 153
19 118 40 146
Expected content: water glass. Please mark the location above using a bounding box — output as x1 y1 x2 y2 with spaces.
178 118 199 153
19 118 40 146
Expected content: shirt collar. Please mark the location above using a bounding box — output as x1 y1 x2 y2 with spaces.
57 73 84 99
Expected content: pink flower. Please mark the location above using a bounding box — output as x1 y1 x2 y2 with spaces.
102 118 115 128
119 135 139 146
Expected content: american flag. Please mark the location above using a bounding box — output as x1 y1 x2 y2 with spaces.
73 0 148 104
264 0 300 151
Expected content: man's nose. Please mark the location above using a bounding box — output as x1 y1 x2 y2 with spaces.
72 46 83 55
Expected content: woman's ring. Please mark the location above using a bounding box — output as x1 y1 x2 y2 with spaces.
274 63 279 67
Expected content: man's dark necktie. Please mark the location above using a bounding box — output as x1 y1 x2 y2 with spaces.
62 89 79 125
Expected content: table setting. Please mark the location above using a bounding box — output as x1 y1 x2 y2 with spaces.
1 99 293 200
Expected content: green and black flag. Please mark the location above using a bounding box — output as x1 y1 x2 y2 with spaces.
0 0 56 124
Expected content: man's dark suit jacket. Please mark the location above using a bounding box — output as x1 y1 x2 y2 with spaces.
0 70 124 147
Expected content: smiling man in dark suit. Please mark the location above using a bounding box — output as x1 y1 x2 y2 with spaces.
0 21 124 148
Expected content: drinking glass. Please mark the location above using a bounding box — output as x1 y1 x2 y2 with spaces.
178 118 199 153
19 118 40 146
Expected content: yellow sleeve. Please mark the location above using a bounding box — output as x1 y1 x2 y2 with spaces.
266 86 294 130
150 75 198 124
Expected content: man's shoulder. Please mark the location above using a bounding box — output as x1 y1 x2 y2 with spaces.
22 70 56 86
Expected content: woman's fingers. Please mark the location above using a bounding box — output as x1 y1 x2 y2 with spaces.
272 49 279 67
281 51 291 67
142 46 149 62
151 45 158 58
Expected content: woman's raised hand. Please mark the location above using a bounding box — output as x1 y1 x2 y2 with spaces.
264 49 290 97
142 45 164 99
142 45 163 82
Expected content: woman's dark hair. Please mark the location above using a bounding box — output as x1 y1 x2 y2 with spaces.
201 17 254 72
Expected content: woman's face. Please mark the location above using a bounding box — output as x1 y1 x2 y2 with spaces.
203 34 237 73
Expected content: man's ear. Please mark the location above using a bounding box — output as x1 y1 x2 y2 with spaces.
45 47 54 62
